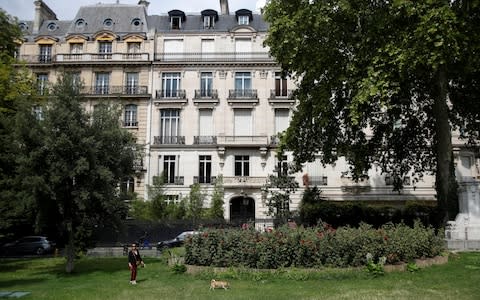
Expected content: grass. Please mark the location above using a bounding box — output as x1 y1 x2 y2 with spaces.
0 252 479 299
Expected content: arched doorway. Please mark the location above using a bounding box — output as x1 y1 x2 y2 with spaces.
230 196 255 225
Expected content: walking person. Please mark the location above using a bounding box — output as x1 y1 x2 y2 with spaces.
128 243 145 285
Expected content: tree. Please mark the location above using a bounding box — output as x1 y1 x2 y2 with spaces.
262 152 299 226
264 0 480 224
186 183 205 223
16 73 138 273
0 9 37 239
148 174 167 219
206 175 225 220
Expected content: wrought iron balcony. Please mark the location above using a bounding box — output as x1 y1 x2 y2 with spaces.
56 53 150 62
155 90 186 99
217 135 268 146
153 136 185 145
153 175 184 185
228 89 258 99
123 121 138 127
193 176 217 184
308 176 328 186
81 86 148 96
193 136 217 145
269 89 294 99
154 52 273 62
193 89 218 99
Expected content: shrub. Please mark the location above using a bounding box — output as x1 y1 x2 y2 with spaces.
185 222 444 269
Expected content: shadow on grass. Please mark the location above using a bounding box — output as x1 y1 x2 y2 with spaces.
0 278 47 288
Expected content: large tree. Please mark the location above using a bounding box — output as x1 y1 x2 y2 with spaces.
16 74 138 272
264 0 480 224
0 9 37 239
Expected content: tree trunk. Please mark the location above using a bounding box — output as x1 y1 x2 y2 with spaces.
65 221 75 273
433 68 453 225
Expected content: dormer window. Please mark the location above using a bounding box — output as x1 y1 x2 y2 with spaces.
238 15 249 25
103 18 113 27
19 22 28 31
201 9 218 29
235 9 253 26
168 10 186 30
47 22 57 31
75 19 86 30
131 18 142 27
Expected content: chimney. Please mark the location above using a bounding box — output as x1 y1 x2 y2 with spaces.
33 0 57 34
138 0 150 9
220 0 229 15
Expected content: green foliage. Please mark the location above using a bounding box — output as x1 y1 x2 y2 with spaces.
263 0 480 224
206 175 225 220
365 253 386 277
170 263 187 274
185 222 444 269
186 183 205 222
407 262 420 273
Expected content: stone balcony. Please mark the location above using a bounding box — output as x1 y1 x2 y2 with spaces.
217 135 268 147
223 176 267 188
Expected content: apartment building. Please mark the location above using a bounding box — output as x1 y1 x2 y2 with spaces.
15 0 479 228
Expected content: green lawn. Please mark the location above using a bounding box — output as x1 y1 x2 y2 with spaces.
0 252 479 300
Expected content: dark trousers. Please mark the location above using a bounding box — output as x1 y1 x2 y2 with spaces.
130 264 137 281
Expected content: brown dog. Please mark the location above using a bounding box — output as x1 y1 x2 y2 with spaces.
210 279 230 290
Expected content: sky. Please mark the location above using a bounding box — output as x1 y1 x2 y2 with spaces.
0 0 267 20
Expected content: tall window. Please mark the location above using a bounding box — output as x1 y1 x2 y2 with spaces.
124 104 137 127
201 39 214 59
33 105 44 121
36 73 48 95
171 16 182 29
275 108 290 134
235 72 251 97
98 41 112 59
95 72 110 94
160 109 180 144
199 155 212 183
275 72 288 97
70 43 83 54
203 16 215 29
277 155 288 176
164 39 184 60
200 72 213 97
39 45 52 63
120 177 135 199
162 72 181 97
235 155 250 176
163 155 177 184
127 42 141 53
234 109 252 136
126 72 139 94
235 38 251 59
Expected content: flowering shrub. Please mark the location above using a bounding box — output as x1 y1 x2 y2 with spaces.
185 222 444 269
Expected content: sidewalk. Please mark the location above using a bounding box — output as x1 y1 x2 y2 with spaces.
86 247 161 257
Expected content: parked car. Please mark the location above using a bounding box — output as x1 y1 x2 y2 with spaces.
0 236 55 256
157 231 200 250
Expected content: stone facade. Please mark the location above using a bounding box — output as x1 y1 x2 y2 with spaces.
15 0 479 227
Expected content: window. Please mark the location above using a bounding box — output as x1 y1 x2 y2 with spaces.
120 177 135 199
235 38 251 59
200 72 213 97
70 43 83 54
95 72 110 94
98 41 112 59
103 18 113 27
126 72 139 94
160 109 180 144
33 105 44 121
199 155 212 183
19 22 28 31
164 39 184 60
275 72 288 97
234 72 252 97
277 155 288 176
39 45 52 63
234 109 252 136
75 19 86 29
235 155 250 176
131 18 141 27
275 108 290 134
238 15 249 25
203 16 215 29
128 42 141 53
70 72 81 86
171 16 182 29
197 109 214 144
47 22 57 31
124 104 137 127
201 39 214 59
162 72 181 97
36 73 48 95
163 155 177 184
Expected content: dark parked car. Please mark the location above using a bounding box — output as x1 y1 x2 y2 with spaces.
156 231 200 250
1 236 55 256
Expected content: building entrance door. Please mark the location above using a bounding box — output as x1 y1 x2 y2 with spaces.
230 196 255 225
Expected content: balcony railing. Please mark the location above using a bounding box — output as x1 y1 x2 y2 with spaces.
217 135 268 145
81 86 148 95
123 121 138 127
193 89 218 99
56 53 150 62
155 90 186 99
193 176 217 184
308 176 328 186
153 136 186 145
154 52 273 62
223 176 267 187
228 89 258 99
193 136 217 145
153 175 184 185
269 89 294 99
